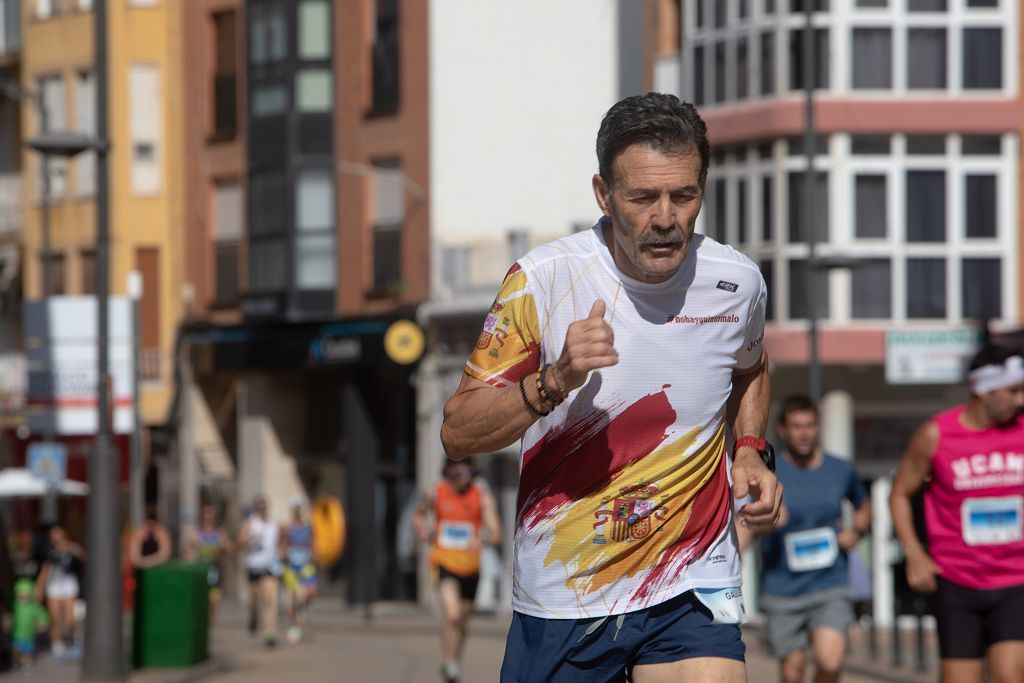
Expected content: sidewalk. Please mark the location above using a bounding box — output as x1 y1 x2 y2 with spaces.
5 603 937 682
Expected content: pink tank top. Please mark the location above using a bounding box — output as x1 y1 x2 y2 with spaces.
924 406 1024 590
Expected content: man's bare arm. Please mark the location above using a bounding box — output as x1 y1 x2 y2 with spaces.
481 489 502 546
889 420 940 592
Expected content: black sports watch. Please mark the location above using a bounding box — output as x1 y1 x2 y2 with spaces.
736 436 776 473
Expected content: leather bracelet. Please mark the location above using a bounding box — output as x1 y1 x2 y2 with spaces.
519 375 550 417
536 364 564 408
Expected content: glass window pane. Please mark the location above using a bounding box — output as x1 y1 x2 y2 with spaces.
249 172 287 236
851 135 890 155
737 179 747 243
739 0 749 18
296 169 334 232
908 0 946 9
963 28 1002 89
789 259 830 320
965 175 997 238
787 171 828 243
787 135 827 156
962 258 1001 320
295 235 336 289
906 258 946 318
737 39 749 100
714 179 727 242
762 175 773 242
789 29 829 90
760 32 774 95
714 42 726 103
760 260 774 320
252 83 287 116
693 45 705 105
715 0 726 27
373 226 402 292
962 135 1001 155
298 1 331 60
214 180 242 240
296 70 332 112
908 29 947 88
856 0 887 6
906 135 945 155
852 29 892 89
906 171 945 242
249 238 288 292
215 243 239 303
967 0 998 6
852 259 891 318
855 175 887 239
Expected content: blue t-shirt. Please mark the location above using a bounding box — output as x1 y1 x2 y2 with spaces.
760 451 867 598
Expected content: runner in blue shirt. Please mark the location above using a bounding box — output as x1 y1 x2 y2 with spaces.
740 395 870 683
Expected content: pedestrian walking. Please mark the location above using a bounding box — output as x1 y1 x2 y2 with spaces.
890 344 1024 683
239 496 282 648
413 458 502 683
739 394 870 683
35 526 83 663
440 92 781 682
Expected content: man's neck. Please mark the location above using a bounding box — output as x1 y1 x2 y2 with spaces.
963 399 998 430
785 447 822 469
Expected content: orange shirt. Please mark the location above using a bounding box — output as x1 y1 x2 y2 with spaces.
430 481 483 576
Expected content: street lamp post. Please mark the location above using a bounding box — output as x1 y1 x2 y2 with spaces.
803 0 821 402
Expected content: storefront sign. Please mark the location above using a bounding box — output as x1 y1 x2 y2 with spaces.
885 329 981 385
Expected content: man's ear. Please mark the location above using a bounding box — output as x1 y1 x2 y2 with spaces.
592 173 612 217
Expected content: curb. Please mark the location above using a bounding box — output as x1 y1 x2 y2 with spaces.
130 655 238 683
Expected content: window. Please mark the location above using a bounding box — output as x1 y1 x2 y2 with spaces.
761 176 773 242
249 172 287 236
298 1 331 59
212 11 238 140
295 169 336 289
714 42 726 103
962 258 1001 320
252 83 287 116
906 135 945 155
80 250 95 295
962 135 1000 156
851 135 890 155
908 0 946 9
908 29 946 88
760 260 774 320
788 259 830 320
249 2 287 65
693 45 705 105
737 179 747 243
129 64 162 195
41 253 65 296
738 0 749 18
967 0 998 5
736 38 749 100
714 0 726 27
854 175 887 238
787 135 827 156
787 171 828 243
856 0 887 5
906 258 946 318
38 75 67 201
249 240 288 293
714 178 727 242
296 70 332 112
964 175 996 239
852 29 891 89
75 71 96 197
963 28 1002 89
789 0 828 9
370 0 400 115
696 0 705 28
789 29 829 90
213 180 242 304
35 0 57 20
135 247 161 350
760 32 774 95
906 171 945 242
372 159 404 293
851 259 891 318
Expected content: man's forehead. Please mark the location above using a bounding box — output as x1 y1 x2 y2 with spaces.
611 144 703 183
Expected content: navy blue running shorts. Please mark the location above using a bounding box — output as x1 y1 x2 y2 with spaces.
500 590 745 682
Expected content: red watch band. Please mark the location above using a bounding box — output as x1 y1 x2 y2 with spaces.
735 436 767 451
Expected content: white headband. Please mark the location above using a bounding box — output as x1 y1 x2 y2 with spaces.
969 355 1024 394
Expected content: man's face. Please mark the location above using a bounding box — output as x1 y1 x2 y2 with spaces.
593 145 705 284
980 382 1024 426
202 506 215 526
446 463 473 491
779 409 819 459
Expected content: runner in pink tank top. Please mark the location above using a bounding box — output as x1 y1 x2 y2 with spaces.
890 344 1024 683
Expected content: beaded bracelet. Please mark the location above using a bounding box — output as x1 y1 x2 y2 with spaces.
536 364 564 409
519 374 550 417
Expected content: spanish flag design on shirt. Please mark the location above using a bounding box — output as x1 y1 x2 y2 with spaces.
465 222 766 619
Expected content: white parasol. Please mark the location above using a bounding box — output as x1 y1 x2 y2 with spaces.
0 468 89 498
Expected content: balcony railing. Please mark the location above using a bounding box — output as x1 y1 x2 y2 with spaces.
0 173 22 237
0 0 18 57
139 348 163 382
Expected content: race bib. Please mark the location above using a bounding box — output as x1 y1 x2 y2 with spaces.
287 548 312 567
784 527 839 572
438 521 474 551
961 496 1023 546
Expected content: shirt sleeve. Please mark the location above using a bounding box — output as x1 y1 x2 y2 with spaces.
736 271 767 370
846 462 868 507
464 262 542 387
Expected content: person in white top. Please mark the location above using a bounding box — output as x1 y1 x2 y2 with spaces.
238 496 282 648
441 92 782 682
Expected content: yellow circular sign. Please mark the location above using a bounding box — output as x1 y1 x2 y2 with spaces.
384 319 425 365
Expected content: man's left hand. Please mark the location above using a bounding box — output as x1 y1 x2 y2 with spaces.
732 448 783 533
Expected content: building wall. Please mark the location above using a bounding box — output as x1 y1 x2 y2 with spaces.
21 0 187 427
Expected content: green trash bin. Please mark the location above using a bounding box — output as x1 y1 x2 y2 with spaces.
132 562 209 668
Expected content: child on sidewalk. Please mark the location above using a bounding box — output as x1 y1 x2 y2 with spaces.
12 577 49 669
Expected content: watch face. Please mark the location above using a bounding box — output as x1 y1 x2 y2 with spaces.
761 443 776 473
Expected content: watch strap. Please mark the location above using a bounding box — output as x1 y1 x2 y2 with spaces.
735 435 767 451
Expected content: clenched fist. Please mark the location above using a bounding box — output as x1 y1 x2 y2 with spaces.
552 300 619 393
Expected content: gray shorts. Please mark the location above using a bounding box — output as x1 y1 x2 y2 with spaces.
760 586 854 658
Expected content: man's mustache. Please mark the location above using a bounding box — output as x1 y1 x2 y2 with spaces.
637 227 686 247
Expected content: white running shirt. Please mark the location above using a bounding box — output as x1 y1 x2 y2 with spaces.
465 221 766 619
245 516 280 570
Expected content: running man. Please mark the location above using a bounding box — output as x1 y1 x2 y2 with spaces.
890 344 1024 683
186 504 233 623
440 92 781 682
282 495 317 644
239 496 282 648
413 458 502 683
739 395 870 683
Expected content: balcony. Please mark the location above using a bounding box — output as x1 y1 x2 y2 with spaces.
0 173 22 237
0 0 19 57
